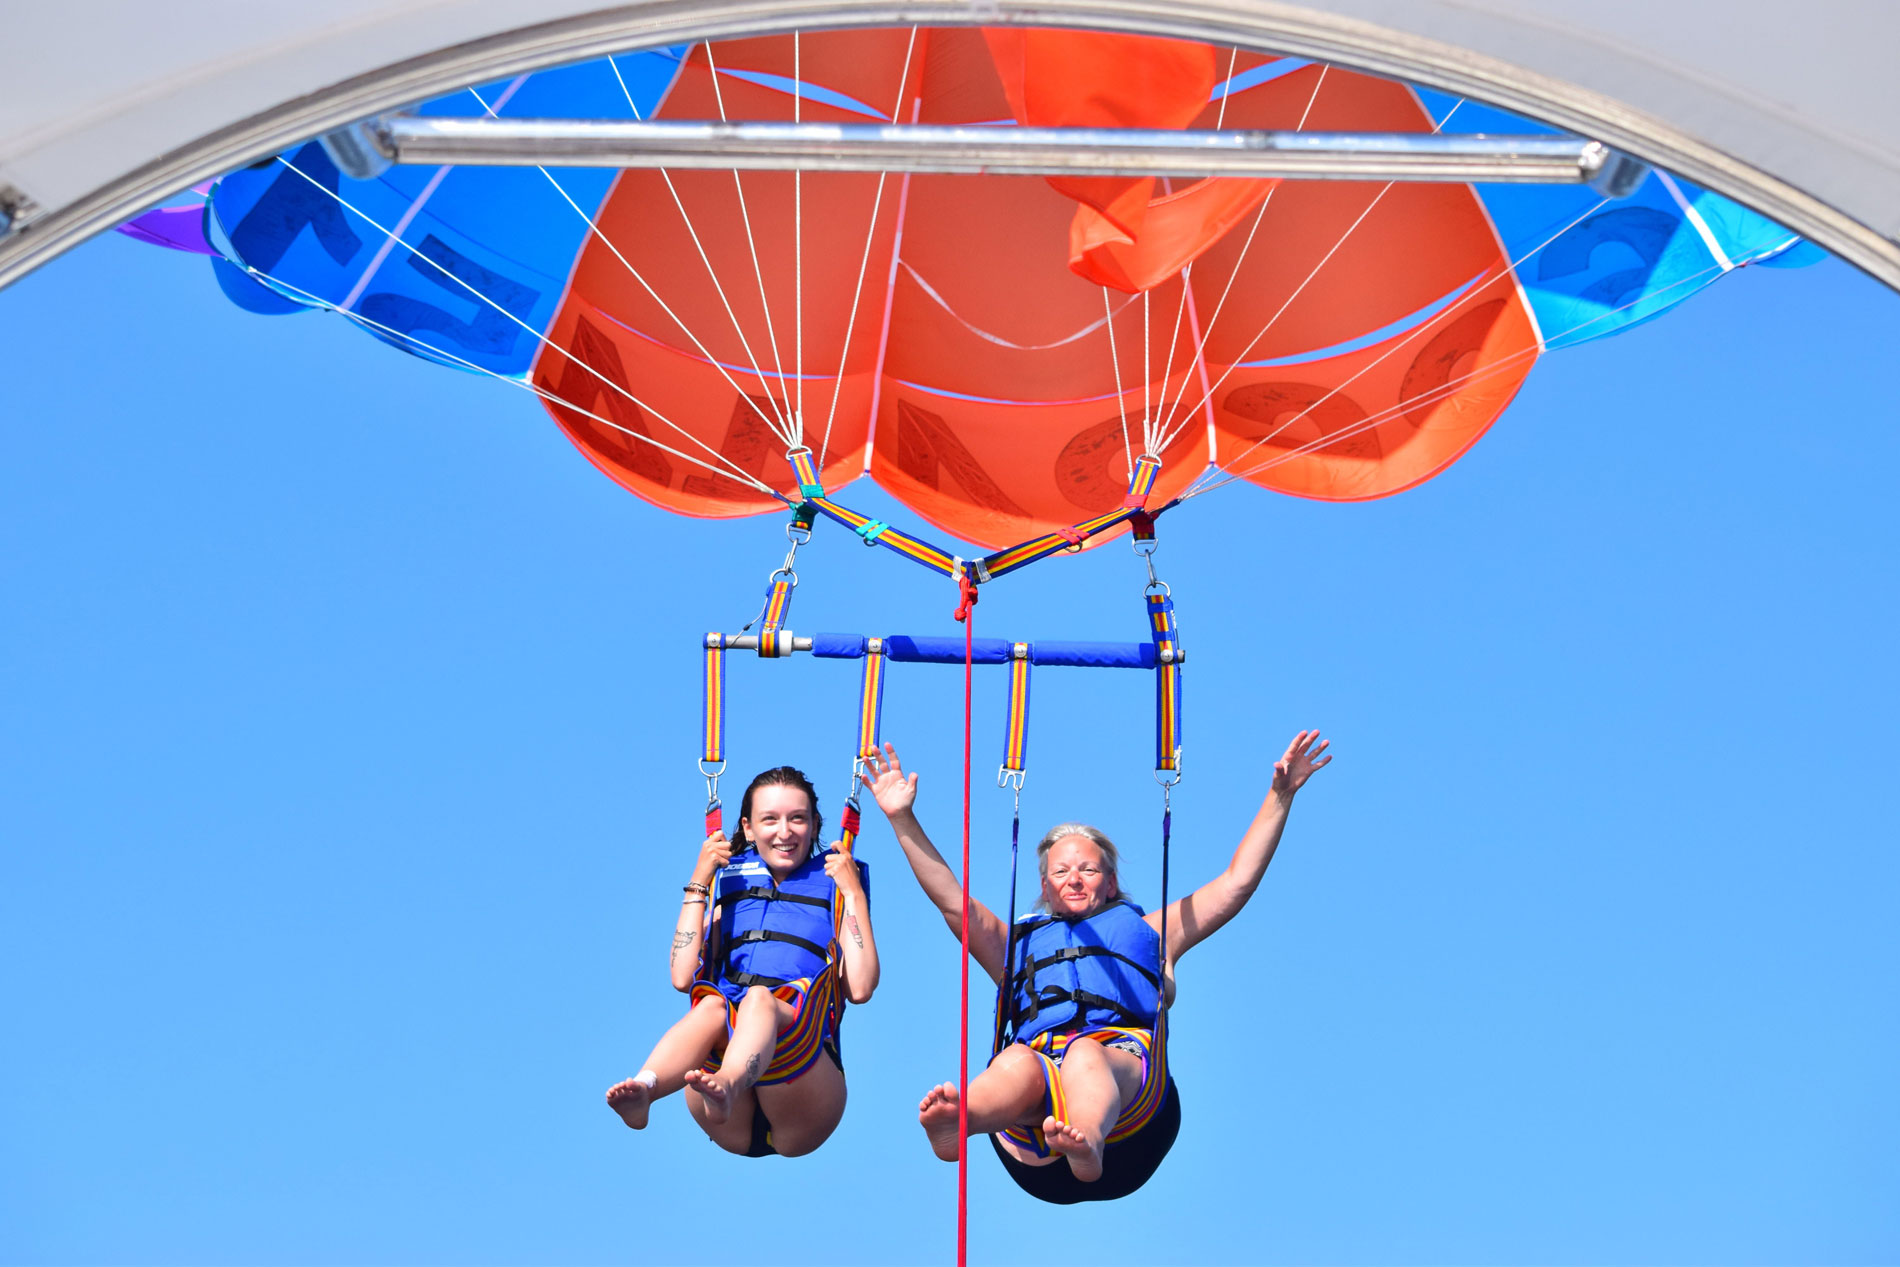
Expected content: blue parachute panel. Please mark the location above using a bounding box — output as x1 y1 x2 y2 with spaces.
204 51 683 377
1413 88 1817 351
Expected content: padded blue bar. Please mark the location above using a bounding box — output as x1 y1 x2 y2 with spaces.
1029 641 1155 669
814 633 1154 668
885 636 1013 665
811 632 868 659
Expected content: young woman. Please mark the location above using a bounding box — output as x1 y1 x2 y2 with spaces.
862 731 1329 1201
605 767 878 1157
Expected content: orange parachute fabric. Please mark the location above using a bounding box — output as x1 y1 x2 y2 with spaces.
532 28 1537 548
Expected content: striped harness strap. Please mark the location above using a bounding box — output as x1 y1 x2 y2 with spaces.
997 1019 1171 1156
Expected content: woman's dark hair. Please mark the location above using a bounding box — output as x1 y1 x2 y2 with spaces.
735 766 823 849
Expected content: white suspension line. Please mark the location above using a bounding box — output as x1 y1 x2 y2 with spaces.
1147 246 1193 457
606 57 795 442
272 155 773 489
1182 246 1723 500
1142 288 1153 452
1103 286 1134 479
245 264 783 497
1137 46 1243 461
474 84 795 449
1186 193 1609 492
818 26 920 473
1152 176 1397 453
703 42 796 420
1153 92 1469 455
1148 65 1333 450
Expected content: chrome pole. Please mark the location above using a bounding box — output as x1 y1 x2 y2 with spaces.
360 116 1646 193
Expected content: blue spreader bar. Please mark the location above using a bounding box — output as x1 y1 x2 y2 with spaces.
811 633 1156 670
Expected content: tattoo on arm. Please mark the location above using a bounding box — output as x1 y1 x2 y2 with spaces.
669 927 696 963
845 911 865 950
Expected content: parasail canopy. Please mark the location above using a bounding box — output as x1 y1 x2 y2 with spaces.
143 29 1814 549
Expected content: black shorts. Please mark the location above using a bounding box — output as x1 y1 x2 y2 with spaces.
990 1077 1181 1203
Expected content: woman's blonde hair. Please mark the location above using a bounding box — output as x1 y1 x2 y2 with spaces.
1033 823 1129 910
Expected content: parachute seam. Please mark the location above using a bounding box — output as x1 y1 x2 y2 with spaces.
903 261 1138 350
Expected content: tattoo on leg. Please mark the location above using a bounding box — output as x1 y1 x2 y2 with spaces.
743 1053 760 1087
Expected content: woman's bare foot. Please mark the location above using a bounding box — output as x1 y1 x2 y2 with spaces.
918 1083 962 1162
605 1079 653 1130
1043 1115 1104 1182
683 1068 732 1124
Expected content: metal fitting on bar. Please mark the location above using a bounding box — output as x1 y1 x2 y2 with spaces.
1582 143 1650 198
0 185 41 241
318 118 395 180
721 633 813 652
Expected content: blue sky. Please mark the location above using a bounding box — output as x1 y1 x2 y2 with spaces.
3 226 1896 1266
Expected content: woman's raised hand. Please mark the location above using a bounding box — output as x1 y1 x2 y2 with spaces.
860 743 919 819
1272 730 1333 797
694 831 733 886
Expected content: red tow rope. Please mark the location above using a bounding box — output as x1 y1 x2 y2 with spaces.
954 571 977 1267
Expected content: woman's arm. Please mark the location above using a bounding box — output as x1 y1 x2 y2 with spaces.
824 841 880 1003
669 832 733 992
1150 730 1331 965
862 744 1012 984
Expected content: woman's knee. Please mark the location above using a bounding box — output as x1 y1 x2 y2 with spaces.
1064 1036 1106 1060
737 985 778 1013
993 1044 1043 1078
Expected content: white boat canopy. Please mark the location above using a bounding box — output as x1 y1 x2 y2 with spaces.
2 0 1896 291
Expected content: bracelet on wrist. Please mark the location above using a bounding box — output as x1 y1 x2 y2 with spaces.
681 895 707 906
684 881 710 895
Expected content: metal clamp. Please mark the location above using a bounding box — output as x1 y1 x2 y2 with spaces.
699 757 727 807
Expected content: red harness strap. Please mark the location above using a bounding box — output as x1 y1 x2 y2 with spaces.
954 574 977 1267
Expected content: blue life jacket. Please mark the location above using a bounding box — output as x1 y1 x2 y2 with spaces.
1005 899 1163 1045
709 848 869 995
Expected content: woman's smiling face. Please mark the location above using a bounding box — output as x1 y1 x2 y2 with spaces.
742 784 816 877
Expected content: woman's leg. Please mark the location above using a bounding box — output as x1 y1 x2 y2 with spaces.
605 994 731 1129
683 985 794 1153
751 1048 847 1157
917 1044 1051 1162
1041 1037 1145 1183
